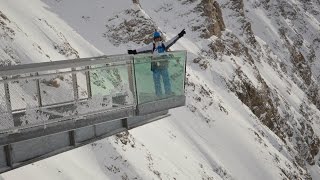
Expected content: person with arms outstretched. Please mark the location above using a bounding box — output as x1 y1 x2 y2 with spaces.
128 29 186 97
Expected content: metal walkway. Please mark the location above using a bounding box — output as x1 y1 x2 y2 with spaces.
0 51 187 172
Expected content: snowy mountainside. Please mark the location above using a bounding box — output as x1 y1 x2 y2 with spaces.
0 0 101 66
1 0 320 179
215 0 320 168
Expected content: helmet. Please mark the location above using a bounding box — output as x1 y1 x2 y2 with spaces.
153 31 161 39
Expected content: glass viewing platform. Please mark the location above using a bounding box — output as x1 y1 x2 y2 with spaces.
0 51 186 172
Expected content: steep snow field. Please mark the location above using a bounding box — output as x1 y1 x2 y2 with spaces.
0 0 101 63
1 0 320 179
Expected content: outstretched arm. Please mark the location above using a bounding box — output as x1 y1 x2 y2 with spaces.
136 43 153 54
164 29 186 50
128 43 153 54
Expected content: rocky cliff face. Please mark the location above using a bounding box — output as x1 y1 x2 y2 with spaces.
214 0 320 175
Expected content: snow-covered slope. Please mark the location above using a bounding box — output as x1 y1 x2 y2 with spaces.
1 0 320 179
0 0 101 65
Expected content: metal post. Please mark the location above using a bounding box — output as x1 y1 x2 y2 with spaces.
3 76 13 122
127 60 136 106
130 56 139 116
35 72 47 128
94 124 97 137
35 72 43 107
69 130 76 146
85 66 92 99
122 118 129 129
71 68 79 101
4 145 13 167
183 51 187 93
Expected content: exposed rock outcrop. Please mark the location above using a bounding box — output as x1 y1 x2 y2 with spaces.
194 0 225 38
104 9 157 46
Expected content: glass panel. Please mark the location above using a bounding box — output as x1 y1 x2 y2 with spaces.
75 64 134 115
31 71 76 125
40 72 74 106
168 51 186 96
8 74 40 127
134 51 186 104
9 75 38 111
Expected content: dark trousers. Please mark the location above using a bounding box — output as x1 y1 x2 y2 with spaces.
152 68 172 96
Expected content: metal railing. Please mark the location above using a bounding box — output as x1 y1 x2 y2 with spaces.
0 51 187 134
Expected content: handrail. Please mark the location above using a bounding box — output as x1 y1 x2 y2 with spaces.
0 63 126 83
0 56 131 77
0 51 187 77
